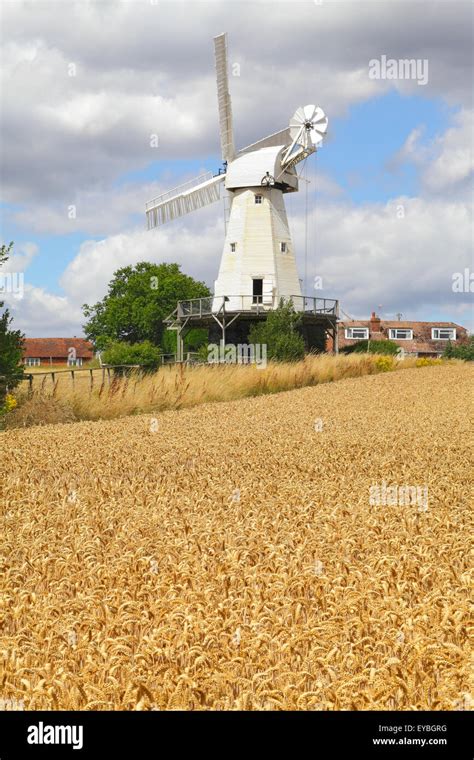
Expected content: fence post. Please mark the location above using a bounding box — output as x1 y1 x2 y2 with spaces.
90 369 94 391
71 370 75 388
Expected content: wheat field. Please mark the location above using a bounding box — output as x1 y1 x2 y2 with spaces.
1 364 472 710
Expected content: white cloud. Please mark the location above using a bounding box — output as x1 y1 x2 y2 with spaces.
422 110 474 194
1 0 473 208
0 241 38 273
394 109 474 196
60 222 221 306
5 285 83 336
290 195 473 329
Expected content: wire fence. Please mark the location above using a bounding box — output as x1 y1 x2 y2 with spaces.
16 365 141 392
7 353 201 393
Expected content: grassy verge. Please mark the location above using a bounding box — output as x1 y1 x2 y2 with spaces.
4 354 449 429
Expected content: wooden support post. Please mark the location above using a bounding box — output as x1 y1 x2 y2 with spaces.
176 331 183 363
90 369 94 390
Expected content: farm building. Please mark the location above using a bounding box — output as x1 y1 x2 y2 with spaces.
22 338 94 367
328 312 469 357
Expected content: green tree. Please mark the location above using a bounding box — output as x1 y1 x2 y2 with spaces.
0 243 24 404
248 299 305 362
101 340 162 372
82 262 210 350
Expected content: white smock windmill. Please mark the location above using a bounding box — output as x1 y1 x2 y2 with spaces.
146 33 328 313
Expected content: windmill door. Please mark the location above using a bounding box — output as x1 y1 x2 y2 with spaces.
252 278 263 304
262 277 274 306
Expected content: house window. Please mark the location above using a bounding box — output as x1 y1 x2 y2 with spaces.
230 242 237 252
432 327 456 340
345 327 368 340
389 328 413 340
280 242 287 253
254 194 263 204
25 357 41 366
68 358 83 367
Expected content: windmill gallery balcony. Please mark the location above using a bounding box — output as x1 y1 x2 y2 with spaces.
164 295 339 361
175 295 338 318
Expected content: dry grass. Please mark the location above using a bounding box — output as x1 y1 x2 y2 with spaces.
1 363 471 710
6 354 443 429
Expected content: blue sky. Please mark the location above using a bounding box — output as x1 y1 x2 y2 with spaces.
318 93 455 203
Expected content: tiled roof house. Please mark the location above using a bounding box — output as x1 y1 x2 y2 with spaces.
22 338 94 367
328 312 469 357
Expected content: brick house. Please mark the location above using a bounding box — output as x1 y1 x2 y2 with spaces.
22 338 94 367
329 312 469 357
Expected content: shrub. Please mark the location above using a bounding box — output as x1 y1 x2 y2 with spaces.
345 339 400 356
102 340 161 372
374 355 395 372
443 337 474 361
416 357 443 367
248 300 305 362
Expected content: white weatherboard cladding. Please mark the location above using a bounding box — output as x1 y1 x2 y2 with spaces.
270 189 302 298
214 187 302 311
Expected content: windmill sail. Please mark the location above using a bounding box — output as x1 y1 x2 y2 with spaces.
146 172 225 229
214 33 235 163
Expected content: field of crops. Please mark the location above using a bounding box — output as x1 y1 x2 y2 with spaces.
1 363 471 710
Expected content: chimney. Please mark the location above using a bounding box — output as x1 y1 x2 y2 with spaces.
370 311 381 334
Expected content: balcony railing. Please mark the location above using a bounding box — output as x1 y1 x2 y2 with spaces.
174 295 338 319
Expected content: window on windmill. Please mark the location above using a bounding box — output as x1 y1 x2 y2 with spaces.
280 242 287 253
230 242 237 252
255 194 263 204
